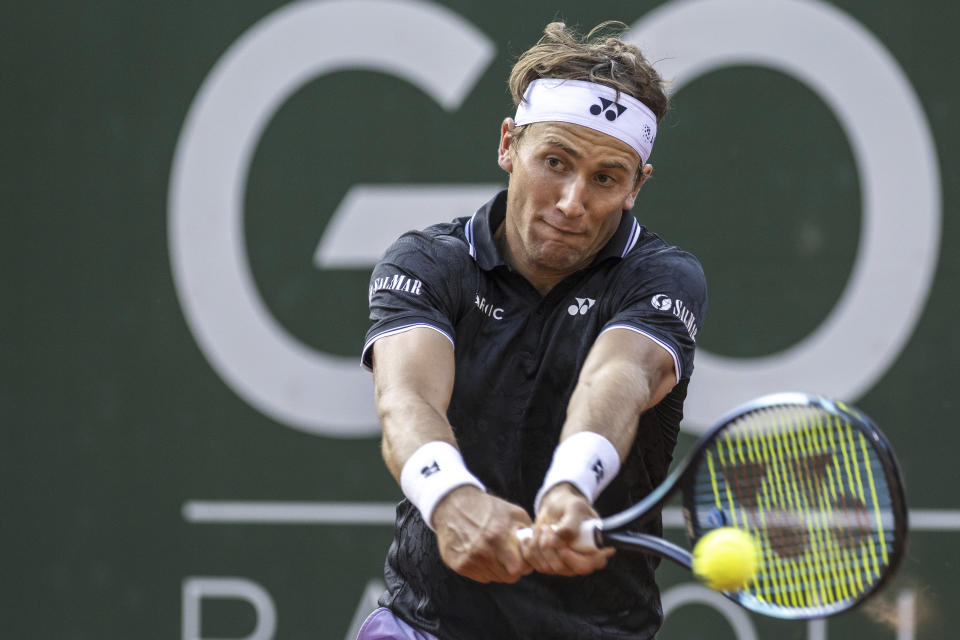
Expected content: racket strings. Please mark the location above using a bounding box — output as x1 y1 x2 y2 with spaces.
693 404 898 612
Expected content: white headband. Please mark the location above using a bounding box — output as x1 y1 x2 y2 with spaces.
514 78 658 165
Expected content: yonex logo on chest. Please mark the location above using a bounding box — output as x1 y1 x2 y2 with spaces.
589 97 627 121
568 298 596 316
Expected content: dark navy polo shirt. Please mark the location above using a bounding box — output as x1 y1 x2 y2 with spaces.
363 190 707 640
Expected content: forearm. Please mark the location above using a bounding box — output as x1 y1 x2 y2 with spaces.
561 357 653 459
533 329 675 518
377 386 457 482
370 330 531 582
370 328 458 482
561 328 674 458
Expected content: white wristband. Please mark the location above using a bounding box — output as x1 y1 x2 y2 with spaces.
534 431 621 515
400 441 486 530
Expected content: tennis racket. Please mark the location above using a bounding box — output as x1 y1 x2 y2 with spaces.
522 392 908 619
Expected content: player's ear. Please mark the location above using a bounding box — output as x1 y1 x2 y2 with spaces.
623 163 653 210
498 118 516 173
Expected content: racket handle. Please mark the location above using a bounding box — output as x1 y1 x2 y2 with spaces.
576 518 602 550
514 518 602 551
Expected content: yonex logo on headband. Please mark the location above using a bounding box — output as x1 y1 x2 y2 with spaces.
590 98 627 121
515 78 658 164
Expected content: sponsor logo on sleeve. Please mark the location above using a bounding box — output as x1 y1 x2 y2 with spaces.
651 293 672 311
369 274 423 300
651 293 699 341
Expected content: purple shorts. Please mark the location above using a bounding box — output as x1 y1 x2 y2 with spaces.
356 607 439 640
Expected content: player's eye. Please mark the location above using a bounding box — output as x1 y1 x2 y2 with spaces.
596 173 616 185
546 156 563 170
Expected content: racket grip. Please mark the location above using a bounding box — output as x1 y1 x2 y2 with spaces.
575 518 602 550
514 518 602 550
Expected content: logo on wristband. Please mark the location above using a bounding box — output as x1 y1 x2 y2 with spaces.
591 458 605 482
421 461 440 477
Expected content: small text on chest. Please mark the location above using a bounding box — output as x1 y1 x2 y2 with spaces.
474 294 504 320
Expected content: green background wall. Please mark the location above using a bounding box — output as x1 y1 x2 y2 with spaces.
4 0 956 638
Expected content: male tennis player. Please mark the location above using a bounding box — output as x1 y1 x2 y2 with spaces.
358 22 707 640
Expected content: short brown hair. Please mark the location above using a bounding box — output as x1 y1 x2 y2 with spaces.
509 21 668 123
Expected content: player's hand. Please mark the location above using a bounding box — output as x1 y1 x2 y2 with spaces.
432 485 534 584
519 483 615 576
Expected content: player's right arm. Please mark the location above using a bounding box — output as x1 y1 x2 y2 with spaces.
371 327 533 584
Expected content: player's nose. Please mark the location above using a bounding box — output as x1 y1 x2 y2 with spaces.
556 176 587 218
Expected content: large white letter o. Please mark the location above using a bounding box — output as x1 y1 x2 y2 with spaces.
628 0 941 432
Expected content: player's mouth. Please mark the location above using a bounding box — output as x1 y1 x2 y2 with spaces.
539 218 584 237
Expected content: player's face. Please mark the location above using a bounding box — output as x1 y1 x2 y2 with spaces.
497 120 648 287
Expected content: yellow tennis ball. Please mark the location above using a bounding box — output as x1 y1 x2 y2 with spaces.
692 527 759 591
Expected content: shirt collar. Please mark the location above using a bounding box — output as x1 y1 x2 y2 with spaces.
466 189 644 270
464 190 506 270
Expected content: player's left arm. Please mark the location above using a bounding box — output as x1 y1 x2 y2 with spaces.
519 328 676 576
563 326 676 455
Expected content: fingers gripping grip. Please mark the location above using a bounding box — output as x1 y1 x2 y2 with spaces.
515 518 602 551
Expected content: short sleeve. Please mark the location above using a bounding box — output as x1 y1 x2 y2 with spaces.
361 231 464 371
602 250 707 381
